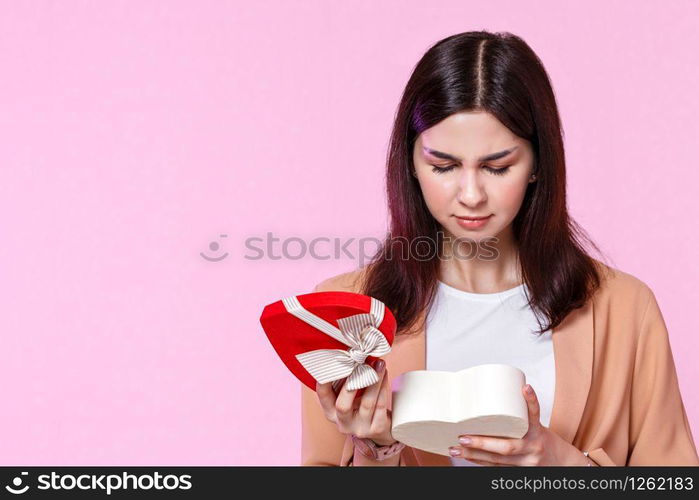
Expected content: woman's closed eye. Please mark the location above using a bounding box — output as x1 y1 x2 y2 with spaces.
430 164 511 176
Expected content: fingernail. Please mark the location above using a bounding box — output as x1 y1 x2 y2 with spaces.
459 436 472 445
526 384 533 394
448 447 461 456
377 360 385 372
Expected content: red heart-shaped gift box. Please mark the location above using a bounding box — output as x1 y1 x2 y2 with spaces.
259 291 396 398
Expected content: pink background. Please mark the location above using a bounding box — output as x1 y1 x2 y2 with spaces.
1 0 697 465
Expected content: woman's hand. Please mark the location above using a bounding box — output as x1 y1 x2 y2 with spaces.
448 383 590 466
315 359 396 446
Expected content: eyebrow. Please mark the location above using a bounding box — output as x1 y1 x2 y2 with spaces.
423 145 519 162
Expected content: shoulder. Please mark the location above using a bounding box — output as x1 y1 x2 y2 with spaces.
589 258 656 322
312 265 371 294
578 260 667 369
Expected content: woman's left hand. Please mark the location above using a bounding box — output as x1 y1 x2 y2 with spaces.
448 383 590 466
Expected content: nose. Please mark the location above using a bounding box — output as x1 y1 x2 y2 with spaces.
456 167 487 207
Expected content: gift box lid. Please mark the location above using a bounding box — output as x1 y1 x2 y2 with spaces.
260 290 396 394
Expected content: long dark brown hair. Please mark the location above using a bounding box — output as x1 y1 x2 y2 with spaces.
360 30 612 336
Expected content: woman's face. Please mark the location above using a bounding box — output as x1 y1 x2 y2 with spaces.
412 111 536 245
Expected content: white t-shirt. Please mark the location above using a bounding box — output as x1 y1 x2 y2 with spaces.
425 280 555 466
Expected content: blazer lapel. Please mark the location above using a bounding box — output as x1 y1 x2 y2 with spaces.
548 298 594 444
386 297 594 466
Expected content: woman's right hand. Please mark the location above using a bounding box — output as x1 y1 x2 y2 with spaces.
315 359 396 446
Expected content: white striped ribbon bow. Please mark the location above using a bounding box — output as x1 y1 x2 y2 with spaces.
281 295 392 391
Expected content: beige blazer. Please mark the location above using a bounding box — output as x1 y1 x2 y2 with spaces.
300 260 699 466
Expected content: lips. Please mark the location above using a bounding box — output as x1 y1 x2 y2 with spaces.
455 215 491 221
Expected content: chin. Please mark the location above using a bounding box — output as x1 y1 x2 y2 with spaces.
454 220 495 234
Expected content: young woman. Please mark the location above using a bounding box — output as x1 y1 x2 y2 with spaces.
300 30 699 466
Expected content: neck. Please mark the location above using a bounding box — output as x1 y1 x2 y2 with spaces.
439 229 522 294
